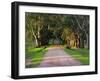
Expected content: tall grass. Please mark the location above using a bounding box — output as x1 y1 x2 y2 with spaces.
25 47 48 68
64 48 89 65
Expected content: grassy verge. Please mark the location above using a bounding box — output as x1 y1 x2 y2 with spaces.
25 47 48 68
64 48 89 65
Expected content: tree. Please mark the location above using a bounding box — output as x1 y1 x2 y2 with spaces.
63 15 89 48
25 13 45 47
73 15 89 48
25 12 89 49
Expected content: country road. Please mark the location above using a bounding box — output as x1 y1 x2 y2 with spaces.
39 46 81 67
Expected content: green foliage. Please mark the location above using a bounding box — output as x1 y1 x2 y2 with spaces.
25 12 90 68
25 47 48 68
64 48 89 65
27 13 89 48
61 27 72 40
25 12 89 53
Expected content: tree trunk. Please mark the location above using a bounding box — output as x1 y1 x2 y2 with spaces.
35 38 39 47
35 37 41 47
86 34 89 49
32 32 39 47
79 35 84 48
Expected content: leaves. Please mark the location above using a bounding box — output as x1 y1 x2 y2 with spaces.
25 12 89 48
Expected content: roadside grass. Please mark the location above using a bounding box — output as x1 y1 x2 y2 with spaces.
25 47 48 68
64 48 89 65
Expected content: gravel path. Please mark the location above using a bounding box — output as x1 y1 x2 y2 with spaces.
38 46 81 67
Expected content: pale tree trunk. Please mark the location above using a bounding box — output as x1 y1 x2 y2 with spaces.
37 25 42 47
35 37 39 47
32 32 39 47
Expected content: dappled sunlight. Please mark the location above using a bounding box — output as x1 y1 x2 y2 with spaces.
47 45 64 50
25 12 89 68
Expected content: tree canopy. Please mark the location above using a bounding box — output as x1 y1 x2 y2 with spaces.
25 12 89 49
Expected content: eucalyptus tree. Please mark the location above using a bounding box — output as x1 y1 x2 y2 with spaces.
25 12 45 47
73 15 89 48
25 12 89 48
61 15 89 48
